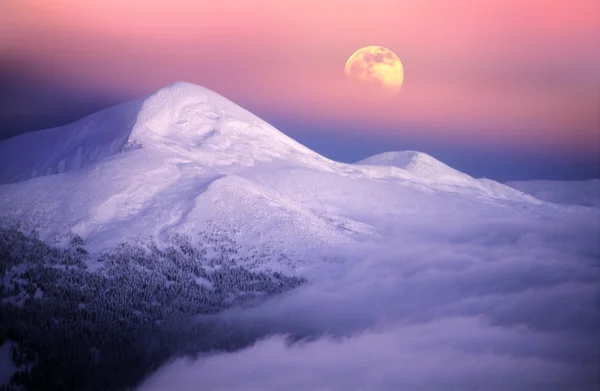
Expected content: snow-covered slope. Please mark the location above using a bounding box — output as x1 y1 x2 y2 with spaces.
356 151 472 184
0 82 572 270
0 99 143 185
355 151 536 203
0 82 329 185
506 179 600 208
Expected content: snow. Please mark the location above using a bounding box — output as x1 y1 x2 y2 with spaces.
354 151 539 203
356 150 472 184
0 82 330 186
0 82 595 270
1 81 598 391
506 179 600 207
0 99 143 185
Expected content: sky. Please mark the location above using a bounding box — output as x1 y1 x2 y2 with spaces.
1 0 599 180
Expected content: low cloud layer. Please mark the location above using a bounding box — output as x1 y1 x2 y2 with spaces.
139 209 600 391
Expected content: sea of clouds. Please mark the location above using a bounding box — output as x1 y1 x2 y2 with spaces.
139 207 600 391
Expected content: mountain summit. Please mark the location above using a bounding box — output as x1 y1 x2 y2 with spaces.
0 82 326 185
0 82 543 259
356 151 472 184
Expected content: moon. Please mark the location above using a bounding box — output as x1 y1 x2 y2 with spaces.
344 46 404 101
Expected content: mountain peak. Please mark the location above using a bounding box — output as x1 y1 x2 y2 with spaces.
0 82 324 185
357 150 432 166
356 150 472 183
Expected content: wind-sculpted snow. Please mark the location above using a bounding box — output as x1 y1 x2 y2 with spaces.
0 82 329 186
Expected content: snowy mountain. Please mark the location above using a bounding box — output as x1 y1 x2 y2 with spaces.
506 179 600 208
0 82 545 263
356 150 472 183
1 82 598 391
0 83 344 260
0 82 329 185
355 150 536 203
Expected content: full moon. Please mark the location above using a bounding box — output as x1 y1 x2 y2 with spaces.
344 46 404 101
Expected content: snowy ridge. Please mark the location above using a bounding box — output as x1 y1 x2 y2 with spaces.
506 179 600 207
0 82 353 260
127 83 329 169
355 150 472 184
0 82 330 185
0 82 575 266
355 150 537 202
0 99 143 185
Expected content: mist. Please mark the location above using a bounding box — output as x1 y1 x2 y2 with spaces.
139 208 600 391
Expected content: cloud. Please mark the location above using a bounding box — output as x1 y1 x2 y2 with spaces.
141 318 595 391
138 209 600 391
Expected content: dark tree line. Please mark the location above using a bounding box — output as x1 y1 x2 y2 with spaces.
0 227 306 391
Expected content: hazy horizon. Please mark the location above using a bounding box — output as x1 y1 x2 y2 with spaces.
1 0 599 180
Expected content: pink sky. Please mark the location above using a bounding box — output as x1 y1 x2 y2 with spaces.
2 0 599 153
